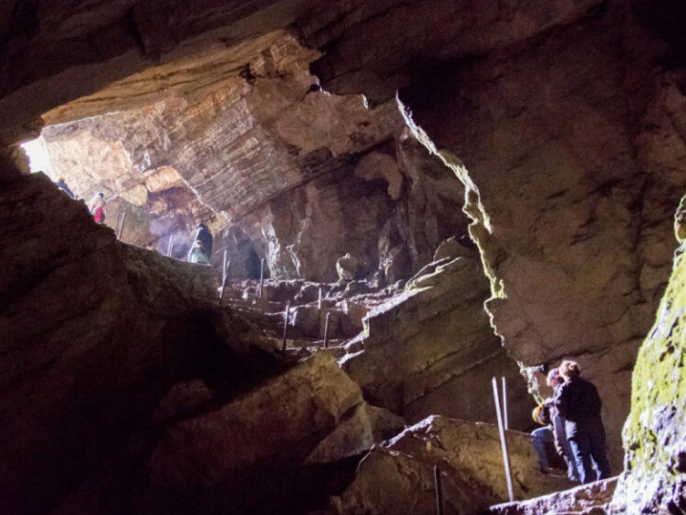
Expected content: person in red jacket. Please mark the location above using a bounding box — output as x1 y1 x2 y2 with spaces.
89 192 106 223
555 360 611 483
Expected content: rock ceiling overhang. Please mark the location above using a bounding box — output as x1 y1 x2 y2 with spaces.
0 0 605 148
0 0 317 145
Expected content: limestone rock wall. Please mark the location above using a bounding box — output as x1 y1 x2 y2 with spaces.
611 232 686 513
343 255 534 430
309 1 686 470
6 1 686 511
0 172 228 515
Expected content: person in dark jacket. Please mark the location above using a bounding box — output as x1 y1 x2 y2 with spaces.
55 176 75 199
192 223 213 261
555 360 611 484
531 368 580 481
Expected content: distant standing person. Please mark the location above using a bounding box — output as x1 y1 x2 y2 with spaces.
89 192 106 224
555 360 611 484
187 239 210 265
194 223 213 257
336 252 358 283
55 176 75 199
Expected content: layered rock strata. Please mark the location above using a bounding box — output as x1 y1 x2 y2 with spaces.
5 1 686 512
31 33 466 283
343 252 534 429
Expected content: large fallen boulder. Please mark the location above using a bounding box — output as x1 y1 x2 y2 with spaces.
330 416 573 515
146 352 404 510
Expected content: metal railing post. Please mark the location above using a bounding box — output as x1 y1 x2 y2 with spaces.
281 303 290 353
117 212 126 240
492 376 514 502
220 260 231 302
502 376 508 430
323 312 331 349
434 465 444 515
259 258 265 299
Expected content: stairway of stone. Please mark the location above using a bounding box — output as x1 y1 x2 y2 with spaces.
487 477 617 515
218 280 370 359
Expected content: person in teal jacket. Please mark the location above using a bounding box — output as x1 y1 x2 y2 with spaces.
187 239 210 265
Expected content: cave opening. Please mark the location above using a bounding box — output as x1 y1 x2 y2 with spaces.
17 31 472 288
8 2 686 513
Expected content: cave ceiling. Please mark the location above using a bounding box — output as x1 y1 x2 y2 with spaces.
0 0 605 146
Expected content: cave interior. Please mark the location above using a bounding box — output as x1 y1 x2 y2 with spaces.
1 1 686 514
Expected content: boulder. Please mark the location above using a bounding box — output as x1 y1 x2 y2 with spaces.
147 352 402 489
330 416 573 515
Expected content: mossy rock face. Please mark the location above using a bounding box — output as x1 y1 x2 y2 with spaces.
616 244 686 511
675 194 686 243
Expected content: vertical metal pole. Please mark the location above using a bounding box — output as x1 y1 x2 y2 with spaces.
222 249 227 286
323 312 331 349
167 235 174 257
121 212 127 240
492 377 514 502
281 303 290 353
434 465 444 515
259 258 265 299
220 260 231 302
116 212 126 240
502 376 508 430
318 287 323 310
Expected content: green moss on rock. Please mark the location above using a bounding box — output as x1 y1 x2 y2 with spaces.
618 238 686 510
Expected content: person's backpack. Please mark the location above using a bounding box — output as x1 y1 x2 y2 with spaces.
532 404 551 425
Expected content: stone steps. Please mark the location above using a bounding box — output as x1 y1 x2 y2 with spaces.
487 477 617 515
